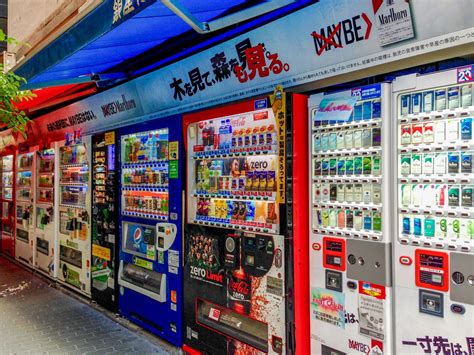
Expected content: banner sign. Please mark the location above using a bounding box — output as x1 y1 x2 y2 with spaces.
134 0 472 118
31 82 144 141
2 0 471 151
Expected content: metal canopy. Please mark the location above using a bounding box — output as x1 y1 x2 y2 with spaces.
15 0 310 90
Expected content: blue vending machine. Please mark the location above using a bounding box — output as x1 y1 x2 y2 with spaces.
117 116 183 346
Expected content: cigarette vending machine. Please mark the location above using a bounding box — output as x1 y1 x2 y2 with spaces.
56 132 92 296
15 149 36 267
309 84 393 354
91 131 118 311
183 89 308 355
35 146 56 277
393 68 474 353
1 154 15 258
117 116 183 346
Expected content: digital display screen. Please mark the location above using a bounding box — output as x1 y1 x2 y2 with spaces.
419 254 444 268
325 240 343 252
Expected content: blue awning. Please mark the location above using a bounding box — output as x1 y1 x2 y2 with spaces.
16 0 313 90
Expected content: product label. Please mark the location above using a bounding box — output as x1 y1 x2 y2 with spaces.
448 86 460 109
435 89 447 111
400 125 411 145
434 154 447 175
411 124 423 144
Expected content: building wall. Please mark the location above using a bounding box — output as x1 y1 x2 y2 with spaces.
6 0 96 68
7 0 64 45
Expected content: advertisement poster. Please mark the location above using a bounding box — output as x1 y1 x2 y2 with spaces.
315 98 356 123
373 0 415 46
187 229 224 287
358 294 385 340
311 287 345 329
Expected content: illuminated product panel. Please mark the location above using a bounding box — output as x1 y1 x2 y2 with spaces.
309 84 393 354
56 132 92 296
187 112 280 235
1 155 15 257
120 129 169 220
393 68 473 354
15 151 36 267
34 148 56 277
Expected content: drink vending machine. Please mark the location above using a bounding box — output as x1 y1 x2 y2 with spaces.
1 153 16 258
309 84 393 354
15 148 36 267
56 132 92 296
35 146 56 277
183 89 308 355
117 116 183 347
392 68 474 353
91 131 118 311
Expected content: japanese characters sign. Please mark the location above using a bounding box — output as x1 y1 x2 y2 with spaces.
270 86 286 204
311 287 345 329
135 0 472 119
402 336 474 355
112 0 151 25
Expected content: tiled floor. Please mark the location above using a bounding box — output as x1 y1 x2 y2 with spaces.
0 256 179 354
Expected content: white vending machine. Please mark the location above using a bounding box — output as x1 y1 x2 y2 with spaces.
56 133 92 296
35 146 56 277
15 149 36 267
393 67 474 353
309 84 394 354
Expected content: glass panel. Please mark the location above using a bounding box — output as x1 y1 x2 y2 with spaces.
121 128 169 163
36 238 49 255
122 262 163 294
17 153 34 170
60 144 88 165
60 245 82 268
196 299 268 352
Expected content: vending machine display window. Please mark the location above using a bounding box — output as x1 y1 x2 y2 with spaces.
120 129 170 220
397 82 474 246
187 112 280 234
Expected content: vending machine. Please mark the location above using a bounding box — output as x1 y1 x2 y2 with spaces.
392 67 474 353
309 84 393 354
35 146 56 277
56 132 92 296
15 148 36 267
1 153 16 258
182 89 308 355
91 131 118 311
117 116 183 347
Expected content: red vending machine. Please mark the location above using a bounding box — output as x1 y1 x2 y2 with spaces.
1 151 16 258
182 88 309 355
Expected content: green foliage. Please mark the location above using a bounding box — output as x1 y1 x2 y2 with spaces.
0 29 35 137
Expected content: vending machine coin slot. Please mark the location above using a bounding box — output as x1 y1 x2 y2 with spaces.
415 249 449 292
155 222 177 251
322 237 346 271
242 233 274 277
346 239 392 286
224 234 240 270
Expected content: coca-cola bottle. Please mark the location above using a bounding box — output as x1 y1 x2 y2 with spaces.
227 265 251 314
